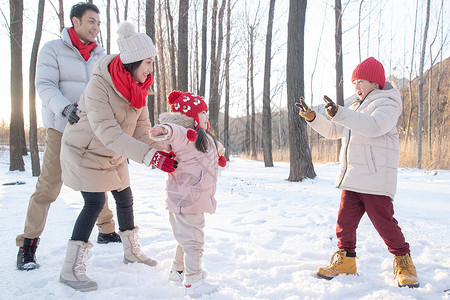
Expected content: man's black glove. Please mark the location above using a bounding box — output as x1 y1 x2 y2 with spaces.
63 103 80 125
323 95 338 118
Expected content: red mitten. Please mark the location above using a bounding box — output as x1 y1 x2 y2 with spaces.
218 155 227 167
150 151 178 173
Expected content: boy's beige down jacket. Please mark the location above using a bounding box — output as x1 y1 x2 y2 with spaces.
308 85 402 199
60 55 162 192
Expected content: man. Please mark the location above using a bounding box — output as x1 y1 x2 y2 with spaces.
16 2 120 271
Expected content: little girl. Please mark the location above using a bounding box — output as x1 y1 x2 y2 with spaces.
150 91 226 298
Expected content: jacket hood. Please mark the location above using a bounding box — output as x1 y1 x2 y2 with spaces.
159 112 195 129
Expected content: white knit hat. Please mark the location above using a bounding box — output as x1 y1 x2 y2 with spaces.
116 22 157 64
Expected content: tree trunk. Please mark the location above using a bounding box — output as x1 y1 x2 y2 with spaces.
106 0 111 54
9 0 25 171
245 41 250 154
29 0 45 176
250 25 256 159
177 0 189 91
57 0 64 32
334 0 343 162
417 0 430 169
124 0 129 20
208 0 225 135
157 0 167 113
146 0 156 125
198 0 208 97
403 0 419 152
262 0 275 167
165 0 177 90
114 0 120 24
223 0 231 160
286 0 316 181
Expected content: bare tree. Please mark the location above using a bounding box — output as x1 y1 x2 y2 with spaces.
29 0 45 176
208 0 226 134
48 0 64 32
9 0 25 171
106 0 111 54
416 0 430 169
146 0 156 125
124 0 129 21
156 0 168 114
403 0 419 153
262 0 275 167
223 0 231 160
177 0 189 91
198 0 208 96
334 0 344 162
286 0 315 181
249 24 256 158
166 0 177 90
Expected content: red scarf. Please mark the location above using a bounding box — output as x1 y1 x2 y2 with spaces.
68 27 97 61
108 55 153 109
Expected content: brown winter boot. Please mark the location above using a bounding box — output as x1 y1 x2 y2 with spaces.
316 250 357 280
60 240 97 292
393 253 419 288
118 226 158 267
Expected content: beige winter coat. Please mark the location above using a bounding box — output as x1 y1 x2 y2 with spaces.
60 54 162 192
308 85 402 199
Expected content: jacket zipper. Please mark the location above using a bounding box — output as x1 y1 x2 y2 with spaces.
337 100 364 188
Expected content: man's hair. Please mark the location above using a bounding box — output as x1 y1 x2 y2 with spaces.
70 2 100 26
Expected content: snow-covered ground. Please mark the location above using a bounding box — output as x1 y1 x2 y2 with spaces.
1 150 449 299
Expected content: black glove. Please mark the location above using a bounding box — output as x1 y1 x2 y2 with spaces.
323 95 338 118
63 103 80 125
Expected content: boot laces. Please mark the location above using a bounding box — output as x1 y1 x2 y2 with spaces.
393 255 413 278
329 251 344 269
74 245 89 277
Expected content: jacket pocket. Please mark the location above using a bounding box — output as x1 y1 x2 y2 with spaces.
365 145 377 173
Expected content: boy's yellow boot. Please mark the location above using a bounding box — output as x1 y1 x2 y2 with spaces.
393 253 419 288
316 250 357 280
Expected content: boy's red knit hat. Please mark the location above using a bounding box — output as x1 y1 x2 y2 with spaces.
167 90 208 141
351 57 385 89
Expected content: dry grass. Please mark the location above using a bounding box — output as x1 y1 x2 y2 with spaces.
237 137 449 170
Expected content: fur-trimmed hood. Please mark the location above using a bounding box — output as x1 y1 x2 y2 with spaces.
158 112 195 129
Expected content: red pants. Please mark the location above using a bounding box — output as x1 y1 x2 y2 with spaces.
336 190 410 256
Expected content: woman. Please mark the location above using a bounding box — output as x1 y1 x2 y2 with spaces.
59 22 177 292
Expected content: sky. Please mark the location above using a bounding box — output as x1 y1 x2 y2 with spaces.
0 0 448 125
1 152 449 299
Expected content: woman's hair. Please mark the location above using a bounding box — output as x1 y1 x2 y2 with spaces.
123 60 143 75
195 128 218 153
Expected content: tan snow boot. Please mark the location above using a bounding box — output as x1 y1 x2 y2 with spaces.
316 250 357 280
118 226 158 267
393 253 419 288
60 240 97 292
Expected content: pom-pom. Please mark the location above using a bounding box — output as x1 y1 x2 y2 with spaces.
117 21 136 39
168 91 182 105
218 155 227 167
187 129 197 141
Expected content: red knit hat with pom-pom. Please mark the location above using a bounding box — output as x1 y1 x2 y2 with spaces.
167 91 208 141
351 57 385 89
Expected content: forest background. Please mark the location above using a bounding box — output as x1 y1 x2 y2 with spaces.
0 0 449 177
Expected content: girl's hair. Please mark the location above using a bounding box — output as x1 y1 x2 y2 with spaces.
123 60 143 75
195 128 218 153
